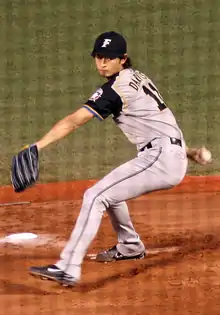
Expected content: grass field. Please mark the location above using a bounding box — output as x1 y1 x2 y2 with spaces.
0 0 220 185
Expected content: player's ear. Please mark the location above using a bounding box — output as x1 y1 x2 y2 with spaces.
120 54 128 65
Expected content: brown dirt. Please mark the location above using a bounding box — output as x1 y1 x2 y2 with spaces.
0 176 220 315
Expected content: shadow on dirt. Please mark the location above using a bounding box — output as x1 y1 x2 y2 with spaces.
0 232 219 295
0 279 56 295
78 233 220 293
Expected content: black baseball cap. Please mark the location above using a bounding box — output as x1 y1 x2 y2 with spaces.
91 31 127 58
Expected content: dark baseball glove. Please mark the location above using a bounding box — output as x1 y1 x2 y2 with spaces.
11 144 39 193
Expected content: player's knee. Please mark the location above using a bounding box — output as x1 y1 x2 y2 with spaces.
83 188 94 204
83 188 109 210
95 194 109 209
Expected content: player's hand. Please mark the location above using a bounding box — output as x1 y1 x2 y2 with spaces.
187 146 212 165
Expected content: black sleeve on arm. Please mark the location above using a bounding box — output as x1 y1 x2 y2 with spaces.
83 80 123 121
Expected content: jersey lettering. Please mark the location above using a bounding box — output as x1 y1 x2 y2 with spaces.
143 82 166 111
129 71 147 91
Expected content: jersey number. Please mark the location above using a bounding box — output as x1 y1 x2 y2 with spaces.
143 82 166 111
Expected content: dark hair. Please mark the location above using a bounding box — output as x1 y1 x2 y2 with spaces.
121 56 132 69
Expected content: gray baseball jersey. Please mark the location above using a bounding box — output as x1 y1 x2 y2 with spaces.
83 68 183 150
56 68 188 280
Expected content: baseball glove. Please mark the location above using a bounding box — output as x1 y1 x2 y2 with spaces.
11 144 39 193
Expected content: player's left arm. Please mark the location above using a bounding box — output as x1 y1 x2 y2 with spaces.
186 146 212 165
11 84 119 192
36 107 94 151
11 107 95 193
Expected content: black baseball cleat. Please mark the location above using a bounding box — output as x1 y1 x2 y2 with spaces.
29 264 64 281
29 264 77 287
55 273 77 287
96 245 146 262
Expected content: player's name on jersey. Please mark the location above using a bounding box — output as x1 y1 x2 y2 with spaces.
129 70 147 91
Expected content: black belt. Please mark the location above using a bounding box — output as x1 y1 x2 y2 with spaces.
140 137 182 152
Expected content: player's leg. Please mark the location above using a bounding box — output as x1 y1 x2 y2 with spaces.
29 188 107 284
93 201 145 262
56 141 187 272
30 138 187 284
107 201 142 245
55 145 164 275
106 201 145 253
96 139 187 258
54 189 107 280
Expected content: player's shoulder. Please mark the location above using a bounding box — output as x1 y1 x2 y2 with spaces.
114 68 148 87
90 74 121 103
98 68 150 101
100 73 120 90
117 68 136 83
111 68 148 98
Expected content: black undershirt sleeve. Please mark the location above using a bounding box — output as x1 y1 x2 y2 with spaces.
84 80 123 120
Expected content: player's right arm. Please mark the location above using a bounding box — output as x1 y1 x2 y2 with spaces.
35 107 94 151
186 146 212 165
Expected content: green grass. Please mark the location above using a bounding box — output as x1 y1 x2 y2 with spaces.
0 0 220 185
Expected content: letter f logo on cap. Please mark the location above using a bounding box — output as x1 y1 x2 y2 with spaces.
101 39 112 48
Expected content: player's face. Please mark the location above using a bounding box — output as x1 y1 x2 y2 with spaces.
94 55 127 78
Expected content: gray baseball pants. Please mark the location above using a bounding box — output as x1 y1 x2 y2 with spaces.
56 137 188 280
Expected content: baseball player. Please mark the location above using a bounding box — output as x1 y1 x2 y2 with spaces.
11 31 211 287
